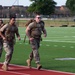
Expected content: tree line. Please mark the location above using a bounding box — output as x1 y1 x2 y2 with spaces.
0 0 75 18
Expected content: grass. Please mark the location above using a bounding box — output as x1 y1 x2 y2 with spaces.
0 27 75 73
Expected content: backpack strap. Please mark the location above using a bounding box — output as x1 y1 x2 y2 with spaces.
25 19 35 27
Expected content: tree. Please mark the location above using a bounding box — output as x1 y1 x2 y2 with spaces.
27 0 57 15
66 0 75 14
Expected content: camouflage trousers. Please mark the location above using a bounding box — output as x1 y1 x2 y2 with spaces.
3 41 14 65
0 40 3 58
29 38 40 64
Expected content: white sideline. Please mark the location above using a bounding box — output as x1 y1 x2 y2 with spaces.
43 40 75 43
17 38 75 43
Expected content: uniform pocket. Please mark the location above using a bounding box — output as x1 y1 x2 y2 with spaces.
3 43 8 48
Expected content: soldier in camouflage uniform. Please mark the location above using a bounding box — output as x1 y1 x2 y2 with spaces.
0 20 4 58
0 14 21 71
26 14 47 70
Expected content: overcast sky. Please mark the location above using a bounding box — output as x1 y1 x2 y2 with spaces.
0 0 67 6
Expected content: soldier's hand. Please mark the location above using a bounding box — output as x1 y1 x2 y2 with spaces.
43 34 47 37
18 37 21 40
29 37 34 41
3 37 6 40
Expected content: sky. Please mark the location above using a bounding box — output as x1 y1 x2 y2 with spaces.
0 0 67 6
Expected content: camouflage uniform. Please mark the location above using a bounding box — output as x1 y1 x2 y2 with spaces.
0 23 20 65
0 21 4 58
0 32 3 58
0 37 3 58
28 21 44 64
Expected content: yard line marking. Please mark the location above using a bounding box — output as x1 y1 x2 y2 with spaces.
55 58 75 60
62 46 66 47
54 45 58 47
70 46 74 48
25 43 28 45
40 44 42 46
19 43 22 44
0 69 30 75
43 40 75 43
46 45 50 46
16 38 75 43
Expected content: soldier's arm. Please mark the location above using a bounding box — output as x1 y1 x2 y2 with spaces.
25 22 35 41
0 24 7 40
25 26 31 39
25 22 34 39
0 31 5 40
25 26 34 41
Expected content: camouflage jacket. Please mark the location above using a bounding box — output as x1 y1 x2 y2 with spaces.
29 21 44 38
0 24 4 40
0 23 20 42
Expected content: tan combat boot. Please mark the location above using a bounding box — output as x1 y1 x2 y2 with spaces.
2 64 8 71
26 59 31 68
37 64 42 70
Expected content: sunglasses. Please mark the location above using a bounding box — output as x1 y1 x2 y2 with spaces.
36 17 41 19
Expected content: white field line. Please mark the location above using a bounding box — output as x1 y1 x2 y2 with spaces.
17 38 75 43
0 69 30 75
1 63 74 75
43 40 75 43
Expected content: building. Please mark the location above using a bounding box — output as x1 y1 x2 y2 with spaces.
0 5 72 18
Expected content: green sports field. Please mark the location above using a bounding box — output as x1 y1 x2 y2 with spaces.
0 27 75 73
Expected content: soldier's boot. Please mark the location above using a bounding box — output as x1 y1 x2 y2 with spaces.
37 64 42 70
26 59 31 68
2 64 8 71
